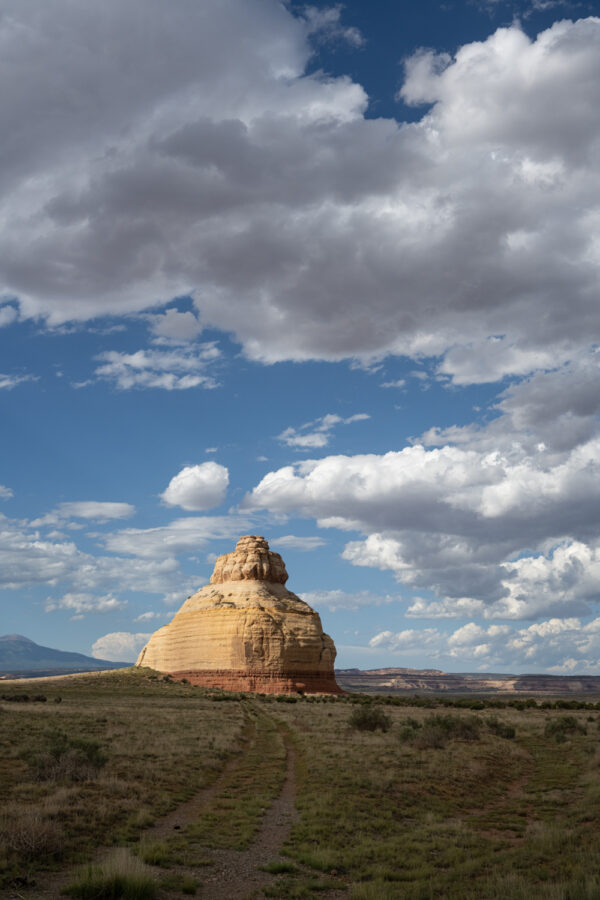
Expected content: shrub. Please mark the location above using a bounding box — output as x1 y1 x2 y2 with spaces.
405 714 481 749
136 840 172 867
0 805 64 860
349 706 391 732
398 717 423 743
260 861 299 874
454 698 486 710
431 714 480 741
1 693 46 703
23 729 108 782
487 717 516 739
544 716 587 743
412 723 448 750
63 848 157 899
404 716 422 730
398 725 418 743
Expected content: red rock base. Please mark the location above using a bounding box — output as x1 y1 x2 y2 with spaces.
167 668 343 695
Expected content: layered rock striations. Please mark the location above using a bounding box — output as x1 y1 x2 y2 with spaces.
136 535 341 694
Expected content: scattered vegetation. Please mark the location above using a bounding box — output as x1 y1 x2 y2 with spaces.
21 728 108 781
272 695 600 897
263 875 340 897
1 692 49 702
63 848 157 899
486 716 516 740
348 704 391 732
2 675 600 897
345 691 600 711
544 715 587 743
136 839 172 868
183 709 287 849
158 871 198 894
0 668 242 888
0 803 64 861
398 713 481 748
260 860 299 874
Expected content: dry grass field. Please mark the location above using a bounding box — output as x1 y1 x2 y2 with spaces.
1 669 600 898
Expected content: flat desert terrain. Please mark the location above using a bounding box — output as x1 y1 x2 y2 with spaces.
2 669 600 899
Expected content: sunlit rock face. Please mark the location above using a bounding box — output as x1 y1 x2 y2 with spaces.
136 535 341 694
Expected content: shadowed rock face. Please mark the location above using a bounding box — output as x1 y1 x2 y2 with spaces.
136 535 341 694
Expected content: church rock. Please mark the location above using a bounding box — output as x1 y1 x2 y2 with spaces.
136 535 341 694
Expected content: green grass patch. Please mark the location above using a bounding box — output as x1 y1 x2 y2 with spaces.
183 707 287 850
260 860 299 874
158 871 198 894
135 839 172 867
264 876 341 898
62 848 157 899
271 699 600 897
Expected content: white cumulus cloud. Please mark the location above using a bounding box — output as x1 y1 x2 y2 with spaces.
0 5 598 382
369 616 600 673
160 463 229 511
148 309 203 343
92 632 151 663
245 399 600 620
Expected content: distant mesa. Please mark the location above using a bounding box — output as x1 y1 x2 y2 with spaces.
137 535 341 694
335 667 600 694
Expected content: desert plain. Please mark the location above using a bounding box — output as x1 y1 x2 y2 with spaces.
1 669 600 899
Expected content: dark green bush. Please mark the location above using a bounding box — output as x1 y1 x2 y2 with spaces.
1 693 46 703
486 717 516 739
544 716 586 743
349 705 391 732
23 729 108 781
397 717 422 743
412 724 448 750
407 714 481 749
454 698 486 710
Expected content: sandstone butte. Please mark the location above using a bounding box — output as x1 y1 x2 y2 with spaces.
136 535 341 694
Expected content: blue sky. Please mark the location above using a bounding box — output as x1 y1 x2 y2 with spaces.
1 0 600 673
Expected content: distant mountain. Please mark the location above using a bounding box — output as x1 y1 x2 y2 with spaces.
0 634 130 678
335 665 600 694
